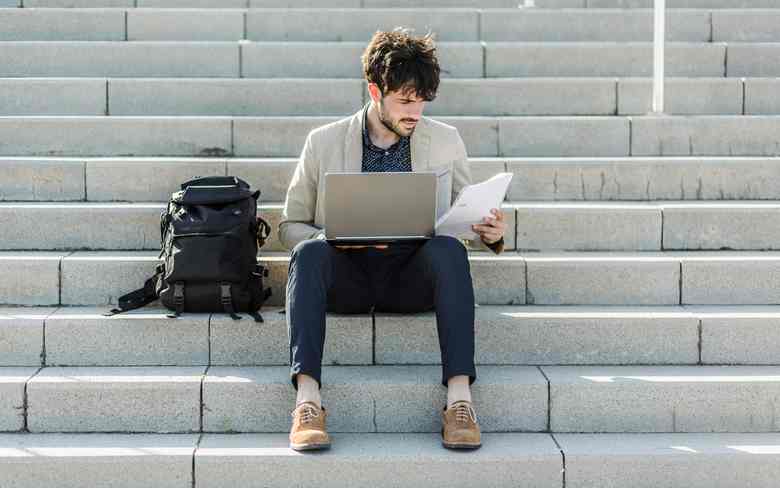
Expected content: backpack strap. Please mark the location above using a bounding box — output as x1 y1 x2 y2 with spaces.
166 281 186 319
103 266 162 317
220 282 242 321
256 216 271 249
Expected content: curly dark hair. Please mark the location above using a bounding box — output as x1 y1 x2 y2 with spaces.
361 27 441 102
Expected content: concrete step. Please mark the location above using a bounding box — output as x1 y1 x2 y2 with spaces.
8 250 780 307
5 431 780 488
544 365 780 432
5 76 773 116
4 156 780 203
19 0 522 7
3 431 780 488
1 115 780 158
0 41 760 78
0 304 717 367
8 304 780 368
0 432 561 488
5 364 780 433
7 200 780 252
1 8 745 42
537 0 780 7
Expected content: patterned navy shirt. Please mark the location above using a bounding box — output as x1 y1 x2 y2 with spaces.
361 106 412 173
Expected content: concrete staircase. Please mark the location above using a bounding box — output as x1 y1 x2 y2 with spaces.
2 1 780 487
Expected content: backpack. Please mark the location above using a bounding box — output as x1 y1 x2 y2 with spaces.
104 176 273 322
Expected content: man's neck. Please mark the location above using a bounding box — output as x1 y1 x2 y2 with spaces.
366 102 400 150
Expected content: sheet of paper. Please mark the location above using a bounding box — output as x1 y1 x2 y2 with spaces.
435 172 513 240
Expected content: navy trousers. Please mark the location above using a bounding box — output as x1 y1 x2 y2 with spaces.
286 235 477 390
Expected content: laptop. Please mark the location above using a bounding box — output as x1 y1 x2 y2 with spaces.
324 172 437 245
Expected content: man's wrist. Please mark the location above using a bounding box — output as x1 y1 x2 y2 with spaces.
482 235 504 249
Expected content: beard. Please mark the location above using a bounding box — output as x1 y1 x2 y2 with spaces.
377 100 417 138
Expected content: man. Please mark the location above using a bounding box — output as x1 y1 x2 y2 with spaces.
278 28 507 451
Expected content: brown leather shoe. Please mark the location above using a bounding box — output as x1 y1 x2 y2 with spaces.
289 401 331 451
441 400 482 449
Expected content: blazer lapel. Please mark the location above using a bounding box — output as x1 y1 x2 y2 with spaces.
343 106 365 173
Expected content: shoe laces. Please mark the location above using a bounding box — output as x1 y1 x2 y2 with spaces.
451 401 477 424
292 403 321 424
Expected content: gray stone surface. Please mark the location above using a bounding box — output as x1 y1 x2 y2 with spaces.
663 202 780 250
86 158 225 202
229 158 297 202
689 306 780 364
60 251 160 306
514 203 662 251
0 203 163 250
127 9 243 41
196 433 562 488
241 42 483 78
482 9 709 42
618 78 743 115
486 42 725 77
0 42 239 77
0 8 123 41
681 253 780 304
25 0 132 5
0 159 85 201
506 157 780 201
545 365 780 432
44 307 209 366
210 308 373 366
0 432 197 488
557 433 780 488
469 255 526 305
631 116 780 157
745 78 780 115
499 117 630 157
728 43 780 77
109 78 363 116
233 117 337 157
27 366 205 432
0 308 54 366
246 9 479 42
0 78 105 115
0 253 63 306
437 116 499 157
0 117 232 157
376 306 699 365
0 368 39 431
525 253 680 305
432 78 616 116
203 365 548 433
714 10 780 42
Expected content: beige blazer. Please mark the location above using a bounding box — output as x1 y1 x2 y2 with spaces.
278 104 504 254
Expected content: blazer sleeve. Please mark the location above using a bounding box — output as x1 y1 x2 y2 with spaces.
278 132 325 251
451 130 505 255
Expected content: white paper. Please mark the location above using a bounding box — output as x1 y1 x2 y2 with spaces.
435 172 513 240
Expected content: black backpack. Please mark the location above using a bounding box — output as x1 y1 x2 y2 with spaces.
105 176 273 322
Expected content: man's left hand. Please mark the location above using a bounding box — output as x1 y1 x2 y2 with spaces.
472 208 506 245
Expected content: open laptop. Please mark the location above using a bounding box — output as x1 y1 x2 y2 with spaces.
324 172 437 245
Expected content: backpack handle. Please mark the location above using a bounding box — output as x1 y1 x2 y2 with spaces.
180 176 249 191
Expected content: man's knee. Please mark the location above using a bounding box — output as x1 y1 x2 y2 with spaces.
422 235 468 261
291 238 331 266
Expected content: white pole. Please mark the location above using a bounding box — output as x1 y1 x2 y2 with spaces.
652 0 666 113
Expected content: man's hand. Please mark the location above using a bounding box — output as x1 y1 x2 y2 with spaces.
472 208 506 245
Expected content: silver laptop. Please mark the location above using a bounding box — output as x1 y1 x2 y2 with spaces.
324 172 437 245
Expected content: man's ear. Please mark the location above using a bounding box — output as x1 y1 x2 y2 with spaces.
367 83 382 103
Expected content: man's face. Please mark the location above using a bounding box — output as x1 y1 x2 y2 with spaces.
372 84 426 138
